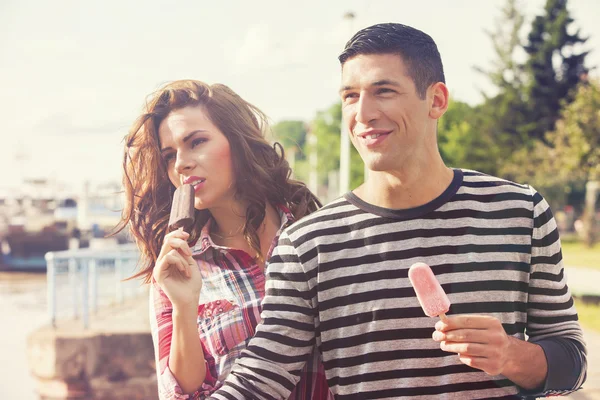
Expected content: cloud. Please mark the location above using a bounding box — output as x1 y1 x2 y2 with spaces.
231 24 273 67
31 113 129 136
227 23 341 74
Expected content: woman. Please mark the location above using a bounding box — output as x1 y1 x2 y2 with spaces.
116 80 330 399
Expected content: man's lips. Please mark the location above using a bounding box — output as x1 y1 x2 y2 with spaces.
357 129 392 139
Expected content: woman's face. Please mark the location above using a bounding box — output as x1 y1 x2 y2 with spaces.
158 105 237 211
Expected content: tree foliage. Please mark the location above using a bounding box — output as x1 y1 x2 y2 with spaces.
272 120 308 160
277 0 596 216
546 80 600 182
522 0 589 142
309 103 364 192
438 100 499 174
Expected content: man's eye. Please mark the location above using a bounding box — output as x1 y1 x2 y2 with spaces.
343 93 358 101
377 88 395 94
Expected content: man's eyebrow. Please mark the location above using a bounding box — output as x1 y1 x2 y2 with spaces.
372 79 402 87
339 79 402 93
160 130 207 153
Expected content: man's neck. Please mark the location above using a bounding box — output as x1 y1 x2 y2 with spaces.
354 159 454 210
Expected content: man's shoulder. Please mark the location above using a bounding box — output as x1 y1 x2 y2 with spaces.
459 168 534 195
284 195 358 238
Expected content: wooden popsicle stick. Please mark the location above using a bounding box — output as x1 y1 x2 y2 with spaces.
439 312 448 323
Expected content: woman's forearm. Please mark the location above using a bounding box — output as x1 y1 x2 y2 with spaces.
170 305 206 394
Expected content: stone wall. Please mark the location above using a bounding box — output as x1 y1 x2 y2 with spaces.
27 296 158 400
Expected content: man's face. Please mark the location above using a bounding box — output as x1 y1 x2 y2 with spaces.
340 53 434 174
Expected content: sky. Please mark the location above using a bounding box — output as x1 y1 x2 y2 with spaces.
1 0 599 192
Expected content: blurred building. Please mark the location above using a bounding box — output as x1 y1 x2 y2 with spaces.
0 178 128 271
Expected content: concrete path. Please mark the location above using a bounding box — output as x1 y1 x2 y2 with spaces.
563 328 600 399
68 268 600 399
564 266 600 399
565 267 600 297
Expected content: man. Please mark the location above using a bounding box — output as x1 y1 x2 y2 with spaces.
209 23 587 399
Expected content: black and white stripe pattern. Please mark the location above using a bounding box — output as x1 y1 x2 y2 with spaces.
211 169 586 399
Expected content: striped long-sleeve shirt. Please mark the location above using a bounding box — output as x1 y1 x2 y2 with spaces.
211 169 587 399
149 207 333 399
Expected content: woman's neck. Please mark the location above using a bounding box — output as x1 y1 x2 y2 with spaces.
209 201 281 265
209 199 248 238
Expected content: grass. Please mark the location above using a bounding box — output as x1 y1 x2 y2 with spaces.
561 238 600 270
574 298 600 332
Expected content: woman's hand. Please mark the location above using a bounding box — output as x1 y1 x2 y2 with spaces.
153 228 203 311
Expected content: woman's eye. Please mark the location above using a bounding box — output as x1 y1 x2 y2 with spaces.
162 153 175 164
191 138 207 148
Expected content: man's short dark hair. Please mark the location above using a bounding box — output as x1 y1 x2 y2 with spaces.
339 23 445 99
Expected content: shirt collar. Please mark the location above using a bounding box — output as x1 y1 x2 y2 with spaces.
192 204 294 255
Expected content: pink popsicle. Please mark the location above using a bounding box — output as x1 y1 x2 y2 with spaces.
408 262 450 321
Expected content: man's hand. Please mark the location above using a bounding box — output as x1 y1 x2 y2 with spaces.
433 314 511 376
433 314 548 389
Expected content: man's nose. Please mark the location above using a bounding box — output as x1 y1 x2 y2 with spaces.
355 94 379 125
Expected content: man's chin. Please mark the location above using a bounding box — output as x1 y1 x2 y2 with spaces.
365 160 389 173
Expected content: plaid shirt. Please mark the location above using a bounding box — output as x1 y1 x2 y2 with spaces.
150 206 333 399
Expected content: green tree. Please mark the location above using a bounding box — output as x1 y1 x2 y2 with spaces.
272 120 307 160
310 103 341 188
349 146 364 190
501 142 576 212
438 100 499 174
522 0 589 143
470 0 526 175
308 102 364 193
503 80 600 246
544 81 600 182
475 0 525 93
544 80 600 246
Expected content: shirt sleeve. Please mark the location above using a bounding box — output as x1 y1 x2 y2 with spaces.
534 337 587 394
208 231 318 400
150 279 215 399
522 186 587 396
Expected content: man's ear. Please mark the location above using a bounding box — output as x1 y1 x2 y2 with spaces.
429 82 449 120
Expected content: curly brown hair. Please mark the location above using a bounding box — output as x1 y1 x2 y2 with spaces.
114 80 321 283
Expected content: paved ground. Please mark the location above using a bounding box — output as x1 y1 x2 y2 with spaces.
563 267 600 399
81 277 600 399
54 290 150 334
565 266 600 297
59 267 600 399
7 267 597 399
561 327 600 399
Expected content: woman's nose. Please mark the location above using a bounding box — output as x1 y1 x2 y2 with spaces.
174 151 195 174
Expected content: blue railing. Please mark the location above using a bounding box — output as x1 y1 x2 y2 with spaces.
45 243 146 328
